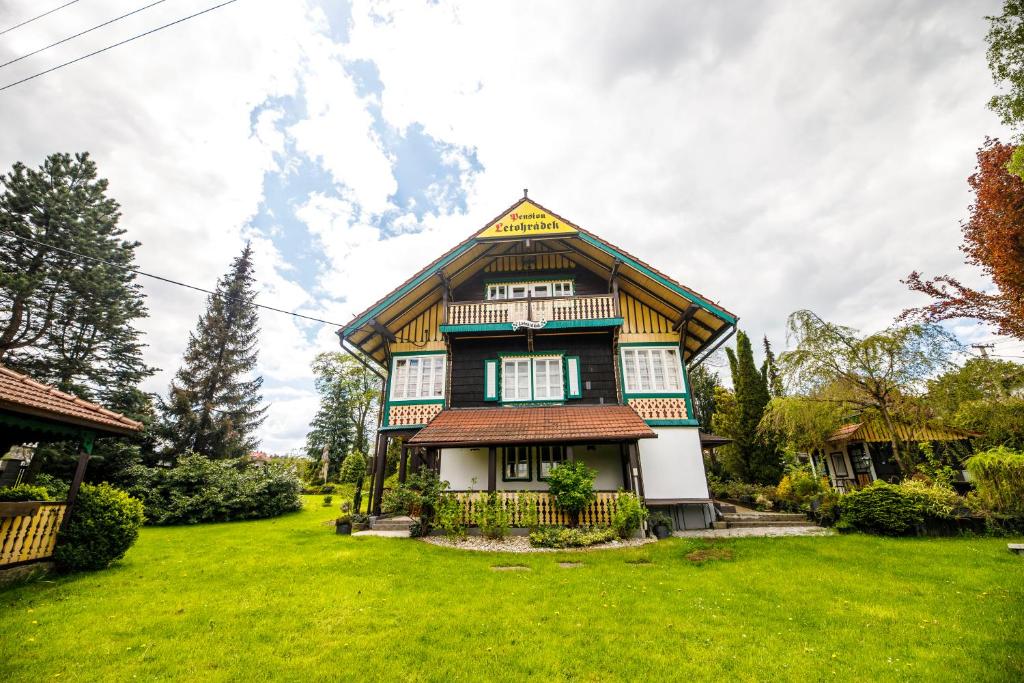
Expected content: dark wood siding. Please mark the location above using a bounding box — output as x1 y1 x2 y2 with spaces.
449 332 618 408
452 266 607 301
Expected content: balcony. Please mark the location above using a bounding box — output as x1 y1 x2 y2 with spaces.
441 294 620 332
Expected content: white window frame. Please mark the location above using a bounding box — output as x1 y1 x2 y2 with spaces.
621 346 683 394
485 280 574 300
390 354 446 401
500 355 564 402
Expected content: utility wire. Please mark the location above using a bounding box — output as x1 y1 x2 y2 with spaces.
0 0 239 92
0 0 83 37
1 0 168 70
2 229 348 328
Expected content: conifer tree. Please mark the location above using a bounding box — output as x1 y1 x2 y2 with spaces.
762 336 784 399
161 244 266 459
722 330 783 484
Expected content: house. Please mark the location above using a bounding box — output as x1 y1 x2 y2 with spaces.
337 194 737 530
817 420 976 493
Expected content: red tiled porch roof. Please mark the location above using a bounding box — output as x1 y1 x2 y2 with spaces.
0 365 143 436
406 405 657 447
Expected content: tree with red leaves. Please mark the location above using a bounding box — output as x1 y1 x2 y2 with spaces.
902 139 1024 340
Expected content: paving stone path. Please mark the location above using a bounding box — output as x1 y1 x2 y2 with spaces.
673 526 835 539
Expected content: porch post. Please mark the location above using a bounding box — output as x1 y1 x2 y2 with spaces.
62 432 95 531
627 441 645 498
399 442 409 484
619 442 632 491
566 445 575 462
487 446 497 492
371 432 388 516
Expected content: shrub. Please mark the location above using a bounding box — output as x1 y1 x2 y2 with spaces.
122 454 302 525
320 484 336 494
338 451 368 485
322 495 333 506
0 484 50 502
965 447 1024 516
515 491 540 529
814 488 842 527
839 482 924 535
546 460 597 525
898 480 961 520
381 486 415 516
435 493 466 539
611 491 648 538
53 483 144 571
34 474 69 500
529 525 618 548
647 510 672 530
775 468 829 513
476 492 510 539
390 467 449 535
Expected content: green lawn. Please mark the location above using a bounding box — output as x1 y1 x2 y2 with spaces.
1 497 1022 682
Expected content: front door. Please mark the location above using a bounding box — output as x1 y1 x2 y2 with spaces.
848 444 874 487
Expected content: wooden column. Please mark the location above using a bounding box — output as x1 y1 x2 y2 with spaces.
61 432 95 532
487 446 497 492
371 432 388 516
566 445 575 462
398 442 409 484
619 442 632 491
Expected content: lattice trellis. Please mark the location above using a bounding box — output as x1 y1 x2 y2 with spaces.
627 397 688 420
388 403 443 426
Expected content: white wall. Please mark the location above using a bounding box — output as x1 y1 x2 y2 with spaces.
638 427 709 500
438 444 625 491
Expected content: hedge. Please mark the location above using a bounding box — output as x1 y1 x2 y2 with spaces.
965 447 1024 516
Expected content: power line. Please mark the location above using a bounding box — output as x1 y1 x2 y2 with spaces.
0 0 239 92
0 0 83 37
1 0 168 71
2 229 348 328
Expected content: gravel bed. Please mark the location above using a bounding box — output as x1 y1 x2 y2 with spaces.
673 526 834 539
421 534 656 553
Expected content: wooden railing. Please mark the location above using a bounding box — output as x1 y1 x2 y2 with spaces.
446 294 617 327
452 491 621 527
0 502 67 566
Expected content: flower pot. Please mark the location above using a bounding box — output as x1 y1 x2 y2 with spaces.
653 524 671 539
335 522 352 535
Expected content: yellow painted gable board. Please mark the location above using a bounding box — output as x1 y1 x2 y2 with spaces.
476 200 579 239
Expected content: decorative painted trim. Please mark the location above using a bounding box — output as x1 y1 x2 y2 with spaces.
387 398 447 406
387 402 444 427
644 419 700 427
575 232 737 325
391 349 448 357
483 276 577 286
627 397 689 422
440 317 623 334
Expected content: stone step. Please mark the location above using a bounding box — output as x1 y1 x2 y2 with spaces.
722 512 807 522
715 502 737 514
370 515 415 532
726 520 818 528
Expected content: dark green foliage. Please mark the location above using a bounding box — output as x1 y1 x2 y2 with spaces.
986 1 1024 174
611 491 648 538
954 398 1024 451
762 336 784 399
718 331 783 484
545 460 597 525
53 483 144 571
475 492 511 539
839 482 924 536
0 484 50 501
338 450 368 511
435 493 466 539
160 245 265 459
33 473 69 499
688 363 721 432
528 525 617 548
122 454 301 525
966 447 1024 515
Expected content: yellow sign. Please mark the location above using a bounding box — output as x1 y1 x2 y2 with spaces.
477 200 578 239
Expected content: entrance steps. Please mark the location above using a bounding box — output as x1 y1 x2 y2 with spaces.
721 511 817 529
369 515 415 533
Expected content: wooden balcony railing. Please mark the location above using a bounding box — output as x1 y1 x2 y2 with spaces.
452 491 621 527
446 294 617 327
0 502 67 566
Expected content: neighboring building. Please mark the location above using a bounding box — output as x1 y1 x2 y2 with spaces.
338 194 737 530
817 421 976 493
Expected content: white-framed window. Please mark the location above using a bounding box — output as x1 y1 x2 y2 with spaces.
501 358 532 401
621 347 683 393
537 445 568 479
391 354 445 400
500 355 564 402
486 280 574 300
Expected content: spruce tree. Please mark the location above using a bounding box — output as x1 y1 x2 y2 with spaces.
723 330 783 484
688 364 721 432
162 244 266 458
762 336 784 399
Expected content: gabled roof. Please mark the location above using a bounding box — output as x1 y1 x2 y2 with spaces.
0 365 143 436
339 195 737 367
406 405 657 447
827 421 976 444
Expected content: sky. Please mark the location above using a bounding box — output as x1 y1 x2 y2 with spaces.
1 0 1020 454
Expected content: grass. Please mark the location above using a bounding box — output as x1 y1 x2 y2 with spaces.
1 496 1022 682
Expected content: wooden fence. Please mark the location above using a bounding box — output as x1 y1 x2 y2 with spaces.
446 294 617 327
453 491 621 527
0 502 67 566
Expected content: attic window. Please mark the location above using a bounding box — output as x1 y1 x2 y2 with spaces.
486 280 573 300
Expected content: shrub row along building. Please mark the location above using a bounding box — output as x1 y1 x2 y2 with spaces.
339 194 737 530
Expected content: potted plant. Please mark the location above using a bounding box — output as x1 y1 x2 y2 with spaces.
335 513 353 535
649 511 673 539
351 513 370 532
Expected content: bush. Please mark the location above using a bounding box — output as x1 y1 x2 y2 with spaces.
0 484 50 501
34 474 69 500
529 525 618 548
839 482 923 535
53 483 144 571
611 491 648 538
775 468 829 513
381 485 417 516
898 480 961 520
338 451 367 485
436 493 466 539
322 495 333 506
546 460 597 525
965 447 1024 516
320 484 336 494
475 492 510 539
122 454 302 525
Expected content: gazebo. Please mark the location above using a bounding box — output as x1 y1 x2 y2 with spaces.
0 365 142 568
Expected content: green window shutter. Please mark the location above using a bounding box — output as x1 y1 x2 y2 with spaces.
565 356 582 399
484 359 500 401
